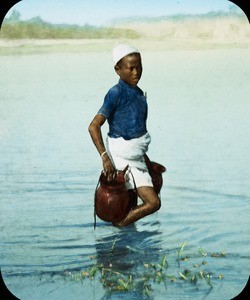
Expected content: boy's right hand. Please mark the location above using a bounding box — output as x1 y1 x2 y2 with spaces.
102 154 116 182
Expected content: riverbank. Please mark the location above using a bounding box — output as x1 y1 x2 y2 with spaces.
0 36 249 56
1 10 250 55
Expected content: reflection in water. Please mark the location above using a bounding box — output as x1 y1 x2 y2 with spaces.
95 222 162 298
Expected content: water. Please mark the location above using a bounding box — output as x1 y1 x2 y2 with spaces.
0 48 250 299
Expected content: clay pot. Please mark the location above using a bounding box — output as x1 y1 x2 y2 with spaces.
144 155 166 194
94 157 166 227
95 166 137 224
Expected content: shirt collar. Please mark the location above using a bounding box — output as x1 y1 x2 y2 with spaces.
119 79 137 89
118 79 144 96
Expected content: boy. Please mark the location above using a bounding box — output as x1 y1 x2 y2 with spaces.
88 43 161 227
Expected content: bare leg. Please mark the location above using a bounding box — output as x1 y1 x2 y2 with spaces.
113 186 161 227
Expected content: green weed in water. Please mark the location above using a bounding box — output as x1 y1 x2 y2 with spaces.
177 241 187 261
65 242 225 298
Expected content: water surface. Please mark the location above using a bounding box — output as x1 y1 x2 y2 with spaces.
0 49 249 299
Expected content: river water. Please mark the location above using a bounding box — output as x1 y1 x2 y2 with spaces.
0 48 249 299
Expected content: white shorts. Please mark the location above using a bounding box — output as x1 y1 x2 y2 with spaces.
125 166 153 190
109 153 153 190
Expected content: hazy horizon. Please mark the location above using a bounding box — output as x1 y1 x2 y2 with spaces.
5 0 242 27
4 7 246 28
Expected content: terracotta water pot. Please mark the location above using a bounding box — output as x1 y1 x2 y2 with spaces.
144 155 166 194
94 166 137 224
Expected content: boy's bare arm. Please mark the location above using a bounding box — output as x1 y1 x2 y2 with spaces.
88 114 115 181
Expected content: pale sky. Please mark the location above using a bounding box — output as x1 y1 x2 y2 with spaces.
6 0 240 26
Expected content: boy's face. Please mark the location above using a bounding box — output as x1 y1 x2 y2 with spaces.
115 53 142 87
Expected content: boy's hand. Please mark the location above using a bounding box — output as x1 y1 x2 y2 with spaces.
102 154 116 182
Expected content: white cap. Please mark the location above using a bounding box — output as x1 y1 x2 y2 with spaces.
112 43 140 65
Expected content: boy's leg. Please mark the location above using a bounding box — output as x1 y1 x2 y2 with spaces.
113 186 161 227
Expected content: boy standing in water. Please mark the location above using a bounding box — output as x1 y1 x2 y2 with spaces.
88 43 161 227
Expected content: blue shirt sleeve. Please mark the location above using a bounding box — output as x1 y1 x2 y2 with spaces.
97 86 119 119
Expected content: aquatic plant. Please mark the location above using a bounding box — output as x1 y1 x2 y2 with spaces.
64 242 226 298
176 241 187 261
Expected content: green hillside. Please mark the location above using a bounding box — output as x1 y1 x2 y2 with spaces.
1 10 140 39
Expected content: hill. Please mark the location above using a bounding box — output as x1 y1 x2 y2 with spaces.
112 11 250 46
0 10 140 39
0 10 249 53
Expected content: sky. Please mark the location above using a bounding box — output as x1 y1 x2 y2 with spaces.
6 0 240 26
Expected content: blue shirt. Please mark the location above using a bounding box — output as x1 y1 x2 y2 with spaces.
98 79 148 140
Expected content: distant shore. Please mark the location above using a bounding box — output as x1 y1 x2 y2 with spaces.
0 37 249 56
1 10 250 55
